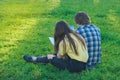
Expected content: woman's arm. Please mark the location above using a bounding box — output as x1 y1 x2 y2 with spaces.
47 54 55 59
47 53 62 59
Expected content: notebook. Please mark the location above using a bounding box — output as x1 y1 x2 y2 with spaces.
48 37 54 45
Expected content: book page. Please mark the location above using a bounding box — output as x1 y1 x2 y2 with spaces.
48 37 54 45
70 25 74 30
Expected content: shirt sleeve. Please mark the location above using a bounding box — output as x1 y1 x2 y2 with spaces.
58 40 66 56
76 27 82 34
76 27 86 39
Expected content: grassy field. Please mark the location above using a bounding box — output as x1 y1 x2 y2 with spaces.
0 0 120 80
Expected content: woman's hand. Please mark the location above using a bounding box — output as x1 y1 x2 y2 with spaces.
57 53 62 58
47 54 55 59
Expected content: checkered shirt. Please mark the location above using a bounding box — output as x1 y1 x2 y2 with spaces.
76 24 102 66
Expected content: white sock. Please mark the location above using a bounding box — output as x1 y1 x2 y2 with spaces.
32 56 37 61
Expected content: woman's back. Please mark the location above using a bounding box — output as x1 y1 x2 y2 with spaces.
58 33 88 62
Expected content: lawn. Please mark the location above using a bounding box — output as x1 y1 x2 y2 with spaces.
0 0 120 80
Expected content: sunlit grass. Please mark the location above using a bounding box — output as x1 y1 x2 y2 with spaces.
107 9 120 34
0 0 60 18
0 0 60 63
0 18 38 57
93 0 100 4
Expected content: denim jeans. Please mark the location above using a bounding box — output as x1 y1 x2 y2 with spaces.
37 56 87 73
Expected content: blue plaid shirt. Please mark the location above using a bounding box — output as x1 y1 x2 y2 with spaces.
76 24 102 66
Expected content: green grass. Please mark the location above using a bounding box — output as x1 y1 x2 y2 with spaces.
0 0 120 80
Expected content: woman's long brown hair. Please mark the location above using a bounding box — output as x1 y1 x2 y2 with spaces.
54 20 86 55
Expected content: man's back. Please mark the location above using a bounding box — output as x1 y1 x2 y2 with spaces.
76 24 102 69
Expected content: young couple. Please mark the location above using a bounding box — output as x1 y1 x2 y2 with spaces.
23 11 101 73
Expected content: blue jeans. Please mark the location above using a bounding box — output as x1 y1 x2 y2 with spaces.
37 56 87 73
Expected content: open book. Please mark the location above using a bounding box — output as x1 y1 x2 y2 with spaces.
49 37 54 45
48 25 74 45
69 25 74 30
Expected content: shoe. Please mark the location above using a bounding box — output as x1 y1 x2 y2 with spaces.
23 55 37 62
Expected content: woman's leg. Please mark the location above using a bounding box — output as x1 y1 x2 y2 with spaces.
49 57 86 72
23 55 86 72
23 53 57 63
23 55 68 70
49 57 68 70
23 56 37 62
67 59 86 73
37 56 70 70
36 56 49 63
23 55 49 64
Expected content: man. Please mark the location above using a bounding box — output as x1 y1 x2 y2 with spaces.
74 11 102 69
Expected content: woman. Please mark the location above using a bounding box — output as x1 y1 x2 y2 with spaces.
23 20 88 73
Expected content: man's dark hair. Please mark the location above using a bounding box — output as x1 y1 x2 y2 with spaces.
74 12 91 25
